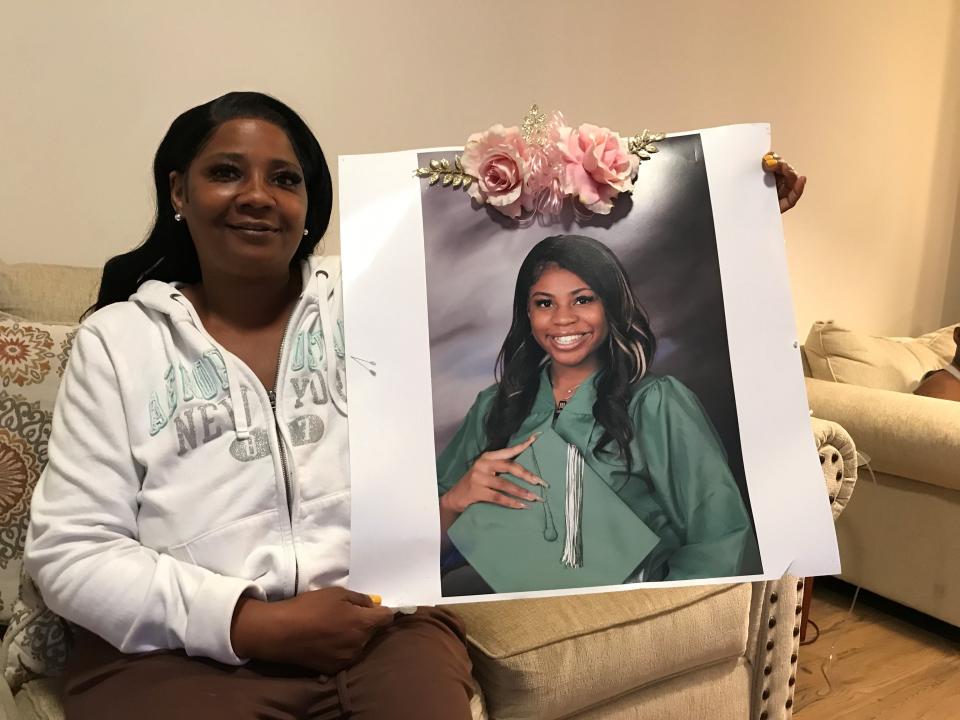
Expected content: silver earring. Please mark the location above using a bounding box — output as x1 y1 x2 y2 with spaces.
303 228 309 237
174 212 182 222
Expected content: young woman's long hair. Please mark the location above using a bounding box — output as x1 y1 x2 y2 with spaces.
483 235 656 469
86 91 333 318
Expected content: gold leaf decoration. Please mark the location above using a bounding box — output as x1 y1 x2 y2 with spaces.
413 154 477 192
628 130 666 164
521 103 548 145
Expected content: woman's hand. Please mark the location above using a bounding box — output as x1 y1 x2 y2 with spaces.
440 434 546 519
763 152 806 213
231 587 394 672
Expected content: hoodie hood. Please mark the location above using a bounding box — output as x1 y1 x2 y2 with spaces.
129 255 346 439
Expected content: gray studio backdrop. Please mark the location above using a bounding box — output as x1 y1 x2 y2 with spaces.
419 134 752 514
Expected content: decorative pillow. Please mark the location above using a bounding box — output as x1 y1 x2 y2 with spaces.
804 321 956 392
0 313 77 621
1 566 70 693
0 313 76 690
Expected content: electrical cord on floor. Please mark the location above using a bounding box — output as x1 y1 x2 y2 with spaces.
813 585 862 700
800 619 820 645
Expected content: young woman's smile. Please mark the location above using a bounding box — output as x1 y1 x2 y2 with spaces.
548 331 592 350
528 265 608 372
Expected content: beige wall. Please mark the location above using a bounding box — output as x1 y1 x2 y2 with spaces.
1 0 957 337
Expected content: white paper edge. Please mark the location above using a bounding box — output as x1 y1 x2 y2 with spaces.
339 150 442 603
699 124 839 579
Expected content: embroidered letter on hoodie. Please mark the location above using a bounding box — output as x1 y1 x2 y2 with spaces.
149 351 232 437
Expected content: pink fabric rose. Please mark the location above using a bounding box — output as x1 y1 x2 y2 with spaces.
522 148 565 219
558 124 640 214
460 124 528 218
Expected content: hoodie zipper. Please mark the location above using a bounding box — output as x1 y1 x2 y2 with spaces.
171 287 303 597
268 323 299 597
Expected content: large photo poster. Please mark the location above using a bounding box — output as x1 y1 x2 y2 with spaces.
340 121 839 606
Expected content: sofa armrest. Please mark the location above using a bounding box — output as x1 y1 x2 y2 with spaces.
805 377 960 492
748 577 804 719
810 417 857 519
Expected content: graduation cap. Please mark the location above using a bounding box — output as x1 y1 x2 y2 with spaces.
448 426 661 593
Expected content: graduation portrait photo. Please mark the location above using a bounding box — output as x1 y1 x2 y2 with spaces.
424 124 762 596
340 115 840 606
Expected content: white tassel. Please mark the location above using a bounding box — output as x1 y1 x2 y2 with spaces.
561 443 584 568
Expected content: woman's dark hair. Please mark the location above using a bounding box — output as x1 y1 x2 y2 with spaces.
87 91 332 317
483 235 656 469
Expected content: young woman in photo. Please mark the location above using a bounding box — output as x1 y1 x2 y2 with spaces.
438 235 760 594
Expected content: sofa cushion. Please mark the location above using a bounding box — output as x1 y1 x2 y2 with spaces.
575 657 751 720
0 313 75 693
449 583 750 720
804 321 956 392
0 314 78 623
0 260 99 325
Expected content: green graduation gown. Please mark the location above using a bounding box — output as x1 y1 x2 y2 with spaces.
437 369 759 592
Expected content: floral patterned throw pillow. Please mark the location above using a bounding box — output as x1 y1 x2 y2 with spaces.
0 313 76 688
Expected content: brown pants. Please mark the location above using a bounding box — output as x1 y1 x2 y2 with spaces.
63 607 474 720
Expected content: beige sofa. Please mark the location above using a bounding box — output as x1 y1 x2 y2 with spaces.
802 320 960 628
0 258 852 720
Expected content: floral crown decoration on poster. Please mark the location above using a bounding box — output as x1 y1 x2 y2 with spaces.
414 104 665 224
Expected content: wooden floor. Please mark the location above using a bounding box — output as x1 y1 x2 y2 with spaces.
794 580 960 719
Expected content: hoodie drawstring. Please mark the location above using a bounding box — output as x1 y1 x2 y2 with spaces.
227 365 250 440
314 269 347 417
165 292 250 441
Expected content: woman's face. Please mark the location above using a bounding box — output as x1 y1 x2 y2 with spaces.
169 118 308 279
527 265 608 372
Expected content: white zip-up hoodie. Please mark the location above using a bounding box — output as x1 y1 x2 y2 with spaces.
25 255 350 665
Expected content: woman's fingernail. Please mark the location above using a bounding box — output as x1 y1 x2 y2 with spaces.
519 502 529 509
370 594 382 605
537 477 549 488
